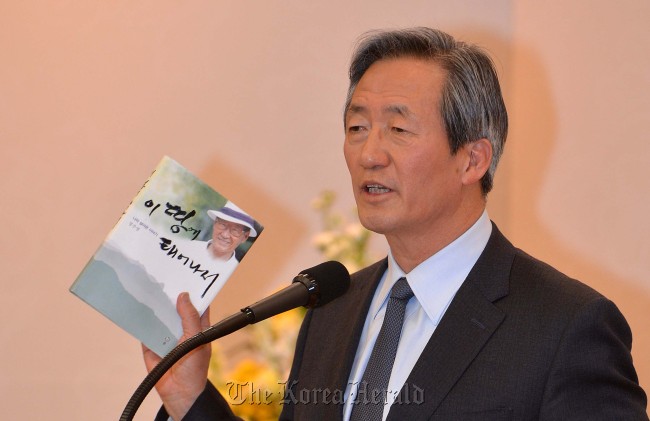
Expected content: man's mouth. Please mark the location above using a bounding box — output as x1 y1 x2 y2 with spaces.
364 184 392 194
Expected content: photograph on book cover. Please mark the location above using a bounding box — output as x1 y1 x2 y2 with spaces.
70 156 263 357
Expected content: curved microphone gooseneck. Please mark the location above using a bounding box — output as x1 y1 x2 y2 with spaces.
119 261 350 421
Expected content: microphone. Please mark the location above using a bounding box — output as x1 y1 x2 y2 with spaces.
238 260 351 323
120 261 350 421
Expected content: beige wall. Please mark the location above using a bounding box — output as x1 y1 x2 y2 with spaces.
508 0 650 397
1 1 647 419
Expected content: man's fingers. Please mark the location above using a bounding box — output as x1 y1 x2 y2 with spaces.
142 343 162 372
177 292 202 338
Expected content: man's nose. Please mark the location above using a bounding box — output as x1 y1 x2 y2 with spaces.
360 128 389 169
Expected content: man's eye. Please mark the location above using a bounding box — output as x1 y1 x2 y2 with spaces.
392 127 407 133
348 125 364 133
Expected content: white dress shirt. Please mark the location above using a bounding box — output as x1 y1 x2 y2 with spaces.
342 210 492 421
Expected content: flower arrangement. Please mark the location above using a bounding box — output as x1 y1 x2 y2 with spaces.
209 308 304 420
208 190 372 420
310 190 373 273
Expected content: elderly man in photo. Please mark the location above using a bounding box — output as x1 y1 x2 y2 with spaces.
144 27 648 420
180 201 257 265
171 200 258 300
203 201 257 262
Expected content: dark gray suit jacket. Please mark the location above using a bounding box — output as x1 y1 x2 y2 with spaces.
161 224 648 420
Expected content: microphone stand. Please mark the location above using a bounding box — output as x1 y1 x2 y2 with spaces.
119 310 253 421
119 275 315 421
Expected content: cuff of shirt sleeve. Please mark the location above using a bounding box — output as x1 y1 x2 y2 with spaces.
154 381 240 421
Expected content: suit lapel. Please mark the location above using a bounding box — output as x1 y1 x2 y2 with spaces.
388 224 515 419
332 259 388 392
297 259 387 421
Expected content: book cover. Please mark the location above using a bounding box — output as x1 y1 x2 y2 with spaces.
70 156 263 357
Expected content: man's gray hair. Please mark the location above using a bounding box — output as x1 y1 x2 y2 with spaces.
345 27 508 194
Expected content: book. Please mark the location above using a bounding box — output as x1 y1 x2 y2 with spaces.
70 156 263 357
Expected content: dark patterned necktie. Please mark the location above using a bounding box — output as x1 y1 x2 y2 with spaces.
350 277 414 421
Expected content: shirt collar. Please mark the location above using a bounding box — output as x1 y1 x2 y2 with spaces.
373 210 492 325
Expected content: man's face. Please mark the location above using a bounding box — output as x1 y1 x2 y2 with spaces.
344 58 469 240
210 218 250 259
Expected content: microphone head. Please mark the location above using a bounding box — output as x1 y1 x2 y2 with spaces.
297 261 350 308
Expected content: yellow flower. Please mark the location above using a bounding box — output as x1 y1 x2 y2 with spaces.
216 359 286 421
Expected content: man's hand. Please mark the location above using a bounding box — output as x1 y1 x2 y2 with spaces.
142 292 211 421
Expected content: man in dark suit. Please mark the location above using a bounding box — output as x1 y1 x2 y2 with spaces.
144 27 648 420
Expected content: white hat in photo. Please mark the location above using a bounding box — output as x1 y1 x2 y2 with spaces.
207 201 257 237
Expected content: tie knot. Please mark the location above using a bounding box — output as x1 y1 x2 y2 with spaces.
390 277 414 301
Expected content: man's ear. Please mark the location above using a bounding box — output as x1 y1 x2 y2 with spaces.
461 138 492 186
